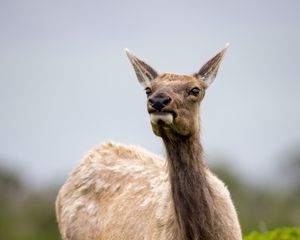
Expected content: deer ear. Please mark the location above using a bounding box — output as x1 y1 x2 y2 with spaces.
194 43 229 88
125 49 158 88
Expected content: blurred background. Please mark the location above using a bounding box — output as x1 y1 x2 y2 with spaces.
1 0 300 239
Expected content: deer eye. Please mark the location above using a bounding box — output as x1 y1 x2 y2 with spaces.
189 87 200 96
145 87 152 96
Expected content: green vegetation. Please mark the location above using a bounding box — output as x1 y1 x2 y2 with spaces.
0 166 60 240
244 227 300 240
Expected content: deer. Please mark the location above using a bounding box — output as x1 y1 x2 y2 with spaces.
56 44 242 240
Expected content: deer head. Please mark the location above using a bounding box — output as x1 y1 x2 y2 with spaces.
126 45 228 140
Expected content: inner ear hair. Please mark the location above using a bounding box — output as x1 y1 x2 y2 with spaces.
194 43 229 87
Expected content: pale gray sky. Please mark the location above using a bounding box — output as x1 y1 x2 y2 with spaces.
1 0 300 186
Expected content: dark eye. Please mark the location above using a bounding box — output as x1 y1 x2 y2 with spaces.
145 87 152 96
189 87 200 96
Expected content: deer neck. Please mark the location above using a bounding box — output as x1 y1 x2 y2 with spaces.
163 134 216 240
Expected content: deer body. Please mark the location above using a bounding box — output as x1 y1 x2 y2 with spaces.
56 45 242 240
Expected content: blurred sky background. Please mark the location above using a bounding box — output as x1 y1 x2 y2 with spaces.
1 0 300 188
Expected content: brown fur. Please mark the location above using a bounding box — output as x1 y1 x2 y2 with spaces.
56 47 242 240
164 136 215 240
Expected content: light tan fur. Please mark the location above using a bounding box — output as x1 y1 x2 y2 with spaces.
56 142 241 240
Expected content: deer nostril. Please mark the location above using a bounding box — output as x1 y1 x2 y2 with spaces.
162 96 171 106
149 96 172 111
148 98 154 104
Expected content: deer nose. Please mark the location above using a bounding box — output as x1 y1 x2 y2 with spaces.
149 96 172 111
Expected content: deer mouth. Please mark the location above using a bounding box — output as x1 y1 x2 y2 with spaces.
149 111 176 125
